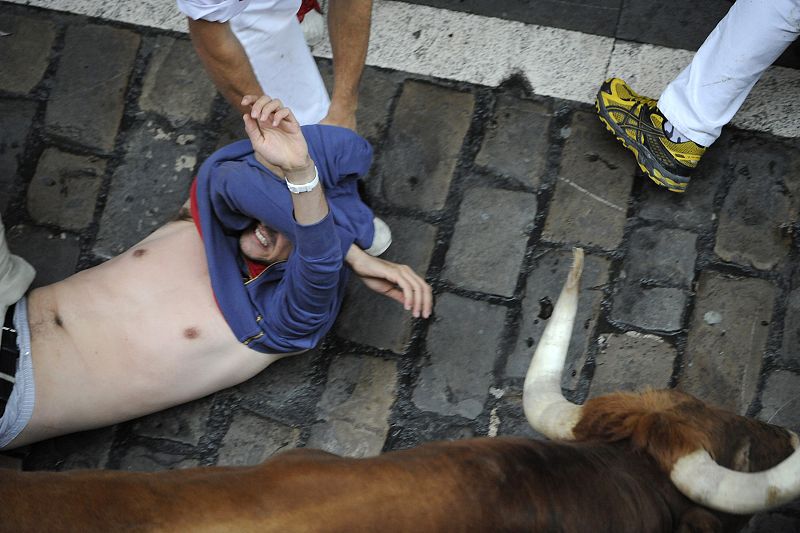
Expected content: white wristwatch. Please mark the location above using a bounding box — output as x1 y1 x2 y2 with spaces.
285 165 320 194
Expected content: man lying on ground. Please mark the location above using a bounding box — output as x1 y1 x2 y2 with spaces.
0 95 432 450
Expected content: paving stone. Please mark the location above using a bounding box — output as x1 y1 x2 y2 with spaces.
401 0 621 37
616 0 730 52
25 428 115 471
589 332 675 398
413 293 506 419
623 226 697 288
307 355 397 457
493 389 545 440
638 132 729 229
45 24 140 153
217 410 301 467
443 187 536 297
745 510 800 533
27 148 105 231
715 139 797 271
234 350 321 426
611 285 688 333
335 215 436 352
0 14 55 94
318 61 400 145
131 395 214 445
6 224 80 287
758 370 800 433
119 446 198 471
780 287 800 368
215 106 247 151
93 120 199 257
542 111 633 250
139 36 217 125
506 249 610 391
0 99 37 212
679 273 775 414
475 96 550 187
378 81 474 211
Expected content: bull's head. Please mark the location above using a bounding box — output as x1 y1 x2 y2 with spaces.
523 248 800 515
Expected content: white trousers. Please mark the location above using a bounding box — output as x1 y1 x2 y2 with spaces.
0 216 34 320
659 0 800 146
231 0 330 125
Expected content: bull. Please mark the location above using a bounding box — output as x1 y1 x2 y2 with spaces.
1 248 798 532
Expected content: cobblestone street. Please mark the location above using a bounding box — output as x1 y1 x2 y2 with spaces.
2 1 800 529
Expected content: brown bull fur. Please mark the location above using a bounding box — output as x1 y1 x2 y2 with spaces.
0 390 794 533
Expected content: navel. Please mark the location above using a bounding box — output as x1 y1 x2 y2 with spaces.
183 327 200 339
54 314 63 328
132 249 147 258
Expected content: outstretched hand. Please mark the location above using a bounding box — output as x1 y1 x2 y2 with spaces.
346 245 433 319
241 95 311 172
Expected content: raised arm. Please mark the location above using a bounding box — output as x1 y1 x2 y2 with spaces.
188 18 263 116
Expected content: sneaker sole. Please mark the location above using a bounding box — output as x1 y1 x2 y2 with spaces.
595 97 688 193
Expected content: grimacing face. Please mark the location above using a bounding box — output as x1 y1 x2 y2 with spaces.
238 221 293 265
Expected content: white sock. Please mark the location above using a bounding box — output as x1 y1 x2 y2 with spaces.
663 120 692 144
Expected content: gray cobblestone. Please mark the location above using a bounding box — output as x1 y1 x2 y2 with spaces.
217 410 300 467
131 396 214 445
119 446 198 471
26 428 114 471
413 293 506 419
443 187 536 297
0 455 22 470
679 273 775 414
745 510 800 533
0 99 37 212
714 139 797 270
780 287 800 367
234 351 321 426
542 111 633 250
307 355 397 457
476 96 550 187
623 226 697 287
493 389 544 440
611 285 688 333
335 215 436 352
27 148 104 231
506 249 609 391
45 24 139 153
93 120 198 257
378 81 474 211
7 224 80 287
589 332 675 398
758 370 800 432
0 14 55 94
139 36 217 125
638 132 730 229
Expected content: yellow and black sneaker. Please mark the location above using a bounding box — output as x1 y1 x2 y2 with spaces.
595 78 705 193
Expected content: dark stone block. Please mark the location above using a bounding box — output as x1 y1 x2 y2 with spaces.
444 187 537 297
6 224 80 287
0 99 37 212
378 81 474 211
617 0 730 51
476 96 550 187
412 293 506 419
624 226 697 288
0 14 55 94
45 24 140 152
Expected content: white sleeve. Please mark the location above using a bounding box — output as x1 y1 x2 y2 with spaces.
175 0 250 22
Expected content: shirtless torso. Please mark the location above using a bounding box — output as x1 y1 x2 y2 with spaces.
10 221 285 448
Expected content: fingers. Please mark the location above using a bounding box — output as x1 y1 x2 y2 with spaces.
241 95 298 130
391 264 433 319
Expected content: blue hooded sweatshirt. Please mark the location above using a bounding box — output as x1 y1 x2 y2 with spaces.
194 125 375 354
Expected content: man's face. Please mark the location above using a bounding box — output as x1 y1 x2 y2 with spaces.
239 222 293 265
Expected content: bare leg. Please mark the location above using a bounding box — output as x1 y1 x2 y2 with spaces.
321 0 372 131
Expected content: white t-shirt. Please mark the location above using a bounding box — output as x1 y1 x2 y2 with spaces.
176 0 330 125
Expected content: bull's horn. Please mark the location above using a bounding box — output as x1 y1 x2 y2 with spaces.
671 433 800 514
523 248 584 440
